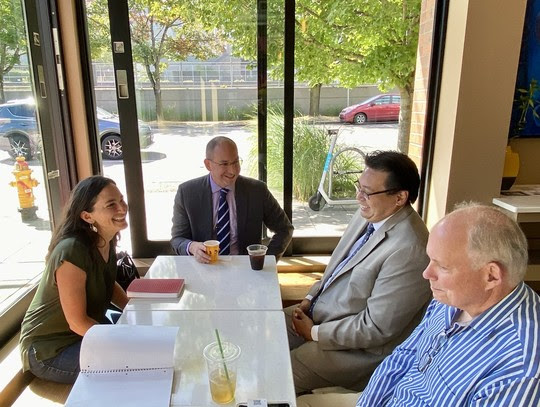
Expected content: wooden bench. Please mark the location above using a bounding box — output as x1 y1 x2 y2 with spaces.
0 333 33 407
0 333 71 407
12 379 70 406
277 256 329 307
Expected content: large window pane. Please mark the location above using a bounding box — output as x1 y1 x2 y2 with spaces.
289 0 421 237
0 0 52 315
85 0 428 253
86 0 257 244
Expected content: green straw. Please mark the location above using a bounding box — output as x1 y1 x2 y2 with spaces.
214 329 233 391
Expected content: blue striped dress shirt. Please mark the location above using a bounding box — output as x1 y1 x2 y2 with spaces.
357 282 540 406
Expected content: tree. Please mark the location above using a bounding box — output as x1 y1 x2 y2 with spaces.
195 0 421 153
0 0 26 103
87 0 225 121
301 0 421 153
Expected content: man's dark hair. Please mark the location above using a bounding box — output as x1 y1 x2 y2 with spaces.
364 150 420 204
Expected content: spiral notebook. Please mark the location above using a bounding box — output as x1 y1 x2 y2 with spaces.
65 324 179 407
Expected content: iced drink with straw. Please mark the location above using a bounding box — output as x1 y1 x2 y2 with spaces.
203 331 241 404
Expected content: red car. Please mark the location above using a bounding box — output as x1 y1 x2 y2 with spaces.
339 94 401 124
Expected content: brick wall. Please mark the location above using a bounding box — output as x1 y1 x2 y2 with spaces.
409 0 437 167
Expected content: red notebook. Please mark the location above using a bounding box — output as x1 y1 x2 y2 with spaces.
126 278 185 299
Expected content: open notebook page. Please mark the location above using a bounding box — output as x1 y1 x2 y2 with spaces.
65 324 178 407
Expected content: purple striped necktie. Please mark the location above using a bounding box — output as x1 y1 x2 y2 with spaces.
216 188 230 255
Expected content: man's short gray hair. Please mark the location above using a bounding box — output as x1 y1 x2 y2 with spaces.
206 136 236 159
452 202 528 286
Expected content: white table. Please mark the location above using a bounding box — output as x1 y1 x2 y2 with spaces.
119 309 296 407
126 256 283 311
492 195 540 222
493 195 540 281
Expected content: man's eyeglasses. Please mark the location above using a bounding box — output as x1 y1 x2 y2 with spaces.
417 332 447 373
208 158 243 168
353 180 399 200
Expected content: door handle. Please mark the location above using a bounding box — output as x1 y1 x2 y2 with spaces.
116 70 129 99
38 65 47 98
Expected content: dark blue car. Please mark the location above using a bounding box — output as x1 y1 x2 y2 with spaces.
0 99 153 160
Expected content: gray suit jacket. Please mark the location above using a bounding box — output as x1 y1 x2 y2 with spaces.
170 175 293 258
304 205 431 388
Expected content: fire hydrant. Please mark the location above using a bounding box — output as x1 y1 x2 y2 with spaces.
9 156 39 221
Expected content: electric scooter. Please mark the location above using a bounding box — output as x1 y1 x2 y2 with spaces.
308 128 366 211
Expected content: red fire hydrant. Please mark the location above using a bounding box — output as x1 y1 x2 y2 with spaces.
9 156 39 221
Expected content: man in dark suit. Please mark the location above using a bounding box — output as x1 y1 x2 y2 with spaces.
171 136 293 262
286 151 431 393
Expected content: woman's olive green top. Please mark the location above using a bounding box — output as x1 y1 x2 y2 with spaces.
19 237 116 371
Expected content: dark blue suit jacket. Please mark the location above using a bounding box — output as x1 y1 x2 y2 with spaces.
171 175 293 258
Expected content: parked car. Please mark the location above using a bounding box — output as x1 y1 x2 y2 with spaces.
0 99 153 161
339 94 401 124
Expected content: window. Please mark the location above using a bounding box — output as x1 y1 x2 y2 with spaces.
0 0 75 345
81 0 439 256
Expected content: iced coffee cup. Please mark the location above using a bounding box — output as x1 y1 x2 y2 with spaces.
203 341 241 404
247 244 268 270
204 240 220 263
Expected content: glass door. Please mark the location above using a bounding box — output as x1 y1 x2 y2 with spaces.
1 0 74 342
85 0 259 256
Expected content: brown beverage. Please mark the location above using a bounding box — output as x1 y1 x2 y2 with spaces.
247 244 268 270
249 254 265 270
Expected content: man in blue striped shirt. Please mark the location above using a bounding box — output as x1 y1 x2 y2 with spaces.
297 203 540 406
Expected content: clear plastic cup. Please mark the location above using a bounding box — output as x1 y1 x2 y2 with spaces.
247 244 268 270
203 341 241 404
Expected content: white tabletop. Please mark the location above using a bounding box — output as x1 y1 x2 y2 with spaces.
126 256 283 311
492 195 540 213
119 309 296 407
492 195 540 222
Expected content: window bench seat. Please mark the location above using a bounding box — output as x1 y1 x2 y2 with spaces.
0 333 71 407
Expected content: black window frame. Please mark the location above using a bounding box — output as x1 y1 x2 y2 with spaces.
75 0 449 257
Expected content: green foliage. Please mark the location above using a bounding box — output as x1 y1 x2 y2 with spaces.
194 0 420 147
224 104 251 121
322 105 344 116
194 0 420 91
326 149 364 199
515 79 540 134
138 106 156 121
0 0 26 102
86 0 226 120
84 0 111 61
247 104 360 201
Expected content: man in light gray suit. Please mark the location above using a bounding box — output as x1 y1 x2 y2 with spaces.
286 150 431 393
171 136 293 262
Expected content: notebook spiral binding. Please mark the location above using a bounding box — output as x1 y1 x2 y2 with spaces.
81 367 170 374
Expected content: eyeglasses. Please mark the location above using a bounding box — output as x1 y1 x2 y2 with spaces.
417 332 447 373
208 158 243 168
353 180 399 200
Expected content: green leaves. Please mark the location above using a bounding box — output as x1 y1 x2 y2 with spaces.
515 79 540 133
86 0 226 120
0 0 25 102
